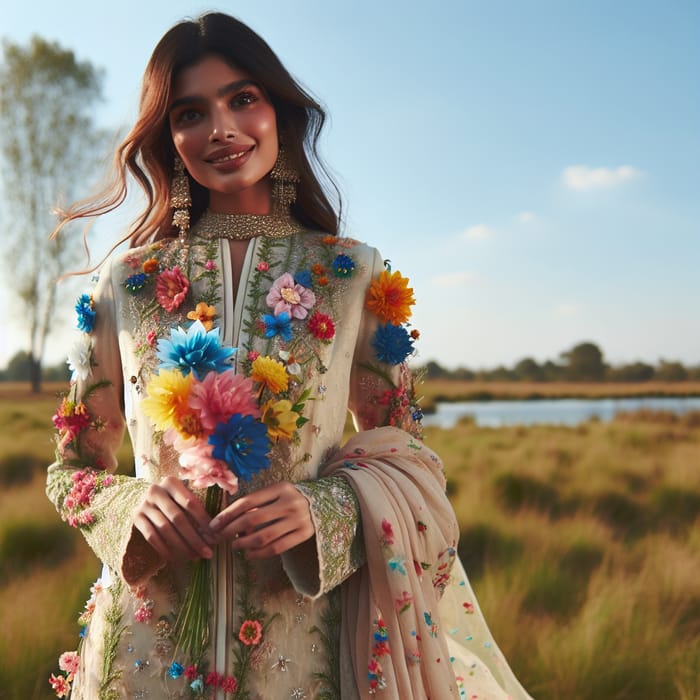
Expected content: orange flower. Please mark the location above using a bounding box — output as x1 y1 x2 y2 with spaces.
312 263 326 275
142 258 159 274
366 270 415 325
317 276 329 286
238 619 262 646
186 302 217 331
323 235 338 245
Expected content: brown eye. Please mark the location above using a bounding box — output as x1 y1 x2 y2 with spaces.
230 91 258 108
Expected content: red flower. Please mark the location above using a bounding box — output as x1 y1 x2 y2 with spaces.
155 266 190 312
49 674 71 697
307 311 335 340
238 619 263 646
381 518 394 545
221 676 238 692
374 641 391 656
256 260 269 272
205 671 222 687
184 665 198 680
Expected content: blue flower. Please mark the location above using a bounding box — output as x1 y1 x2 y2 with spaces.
75 293 96 333
167 662 184 679
156 321 235 379
332 254 355 278
190 678 204 693
123 272 148 294
371 323 414 365
294 269 312 288
263 311 293 342
209 414 271 480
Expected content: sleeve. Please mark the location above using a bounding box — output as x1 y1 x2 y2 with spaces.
347 247 423 437
45 259 161 587
283 246 423 597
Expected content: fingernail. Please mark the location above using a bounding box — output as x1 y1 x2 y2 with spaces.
202 546 213 558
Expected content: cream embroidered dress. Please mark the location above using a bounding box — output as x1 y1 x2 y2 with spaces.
47 220 533 699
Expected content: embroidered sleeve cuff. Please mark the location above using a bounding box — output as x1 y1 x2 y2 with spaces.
281 475 365 599
47 468 162 587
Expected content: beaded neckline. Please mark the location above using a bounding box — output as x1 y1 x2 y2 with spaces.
191 209 300 241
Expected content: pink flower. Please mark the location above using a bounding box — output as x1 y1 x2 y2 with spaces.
134 601 153 623
146 329 157 347
266 272 316 319
58 651 80 676
155 266 190 312
188 370 260 431
247 350 260 362
221 676 238 692
256 260 269 272
238 619 263 646
205 259 217 271
169 431 240 494
49 674 71 697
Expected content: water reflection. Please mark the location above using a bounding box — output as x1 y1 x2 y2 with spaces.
422 396 700 429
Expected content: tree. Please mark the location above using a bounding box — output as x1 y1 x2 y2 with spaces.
655 360 688 382
0 37 105 392
560 341 606 381
513 357 544 382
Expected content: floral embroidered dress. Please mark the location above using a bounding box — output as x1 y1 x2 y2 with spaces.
47 222 532 700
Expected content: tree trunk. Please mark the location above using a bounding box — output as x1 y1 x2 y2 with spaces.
30 355 42 394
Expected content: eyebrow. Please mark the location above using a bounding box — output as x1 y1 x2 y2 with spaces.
169 79 257 112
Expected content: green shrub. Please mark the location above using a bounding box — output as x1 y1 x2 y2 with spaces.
458 522 523 579
494 473 561 516
0 453 44 486
0 521 76 583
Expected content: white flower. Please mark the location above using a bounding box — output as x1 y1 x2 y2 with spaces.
66 334 93 381
278 350 301 377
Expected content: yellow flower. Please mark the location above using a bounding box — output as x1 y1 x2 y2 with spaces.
261 399 298 441
365 270 415 325
141 369 195 433
186 302 217 331
251 355 289 394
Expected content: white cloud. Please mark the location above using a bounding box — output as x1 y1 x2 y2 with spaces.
432 271 475 287
462 224 494 240
562 165 643 191
554 302 582 317
517 211 535 223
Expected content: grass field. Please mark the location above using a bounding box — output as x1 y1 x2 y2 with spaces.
0 383 699 699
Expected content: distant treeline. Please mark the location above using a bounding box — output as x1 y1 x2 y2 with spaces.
2 343 699 384
421 342 700 382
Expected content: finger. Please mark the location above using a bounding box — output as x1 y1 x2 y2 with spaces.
137 484 214 559
242 528 314 560
160 477 216 533
134 507 204 561
210 488 280 531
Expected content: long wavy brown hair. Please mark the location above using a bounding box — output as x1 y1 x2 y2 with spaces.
54 12 341 257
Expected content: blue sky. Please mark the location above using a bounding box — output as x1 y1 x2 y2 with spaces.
1 0 698 369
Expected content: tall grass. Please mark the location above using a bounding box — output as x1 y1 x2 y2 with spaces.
0 389 698 699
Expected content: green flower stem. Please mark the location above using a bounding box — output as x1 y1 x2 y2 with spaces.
173 485 222 666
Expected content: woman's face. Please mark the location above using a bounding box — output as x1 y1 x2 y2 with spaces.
168 55 278 214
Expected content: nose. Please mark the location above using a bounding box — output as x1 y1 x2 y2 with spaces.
208 110 237 143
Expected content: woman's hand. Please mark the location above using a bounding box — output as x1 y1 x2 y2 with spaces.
133 476 217 562
209 481 314 560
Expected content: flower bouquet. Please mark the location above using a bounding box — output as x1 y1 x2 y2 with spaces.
141 321 272 665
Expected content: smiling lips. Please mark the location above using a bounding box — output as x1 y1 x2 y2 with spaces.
206 144 254 166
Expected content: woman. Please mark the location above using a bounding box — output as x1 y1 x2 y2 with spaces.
48 13 532 700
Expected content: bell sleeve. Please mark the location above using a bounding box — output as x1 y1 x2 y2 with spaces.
45 258 159 587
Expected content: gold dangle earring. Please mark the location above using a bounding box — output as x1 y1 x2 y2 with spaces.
270 143 300 216
171 156 192 240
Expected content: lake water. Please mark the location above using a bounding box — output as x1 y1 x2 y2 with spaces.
421 396 700 429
